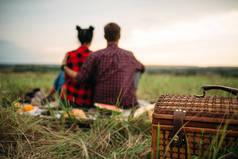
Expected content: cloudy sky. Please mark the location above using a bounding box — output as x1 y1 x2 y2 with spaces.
0 0 238 66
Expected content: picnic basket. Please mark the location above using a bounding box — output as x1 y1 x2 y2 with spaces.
151 85 238 159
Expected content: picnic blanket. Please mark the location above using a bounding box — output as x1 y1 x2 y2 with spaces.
17 88 154 121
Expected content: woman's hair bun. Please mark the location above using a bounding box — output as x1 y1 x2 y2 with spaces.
76 25 94 44
89 26 94 31
76 25 81 30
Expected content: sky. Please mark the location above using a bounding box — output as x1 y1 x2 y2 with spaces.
0 0 238 66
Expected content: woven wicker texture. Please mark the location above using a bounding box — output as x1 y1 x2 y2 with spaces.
152 126 238 159
154 95 238 118
152 94 238 159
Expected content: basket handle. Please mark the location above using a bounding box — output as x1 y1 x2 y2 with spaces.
195 85 238 97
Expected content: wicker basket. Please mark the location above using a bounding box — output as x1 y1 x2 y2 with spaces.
151 85 238 159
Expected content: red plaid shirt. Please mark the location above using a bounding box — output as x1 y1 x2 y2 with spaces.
61 46 93 107
75 44 145 109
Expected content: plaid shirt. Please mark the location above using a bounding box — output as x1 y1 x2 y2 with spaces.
61 46 93 107
76 44 145 109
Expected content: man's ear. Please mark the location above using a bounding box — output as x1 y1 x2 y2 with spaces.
76 25 81 30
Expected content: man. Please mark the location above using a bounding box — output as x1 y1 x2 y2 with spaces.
61 22 145 109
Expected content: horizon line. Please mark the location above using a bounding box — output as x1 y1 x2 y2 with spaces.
0 63 238 68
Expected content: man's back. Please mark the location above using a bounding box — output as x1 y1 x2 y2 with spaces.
78 44 144 108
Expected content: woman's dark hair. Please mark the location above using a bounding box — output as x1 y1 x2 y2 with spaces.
76 25 94 45
104 23 120 42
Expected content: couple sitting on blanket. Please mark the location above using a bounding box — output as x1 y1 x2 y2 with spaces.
45 22 145 111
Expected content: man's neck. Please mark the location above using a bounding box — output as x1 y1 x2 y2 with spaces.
107 41 118 45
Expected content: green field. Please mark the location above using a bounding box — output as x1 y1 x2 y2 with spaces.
0 68 238 159
1 71 238 102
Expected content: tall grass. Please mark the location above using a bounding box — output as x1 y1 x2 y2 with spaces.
1 72 238 158
0 103 152 159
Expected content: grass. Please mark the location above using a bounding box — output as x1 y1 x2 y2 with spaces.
137 73 238 102
0 71 238 158
0 72 57 102
0 105 152 159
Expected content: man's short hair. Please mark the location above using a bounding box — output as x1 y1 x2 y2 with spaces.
104 23 120 42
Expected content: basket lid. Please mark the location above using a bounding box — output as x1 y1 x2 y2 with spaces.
154 94 238 119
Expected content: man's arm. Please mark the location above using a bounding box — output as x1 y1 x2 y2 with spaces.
129 52 145 73
136 61 145 73
63 65 78 80
62 53 95 82
62 54 78 80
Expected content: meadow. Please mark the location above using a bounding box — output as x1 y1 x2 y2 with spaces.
0 66 238 159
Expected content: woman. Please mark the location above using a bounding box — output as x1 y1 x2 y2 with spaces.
61 25 94 108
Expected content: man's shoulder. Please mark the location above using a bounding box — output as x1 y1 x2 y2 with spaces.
89 48 108 57
84 49 104 61
93 48 106 54
118 47 133 55
89 47 133 57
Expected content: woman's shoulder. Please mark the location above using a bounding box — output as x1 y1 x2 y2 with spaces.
66 49 77 55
